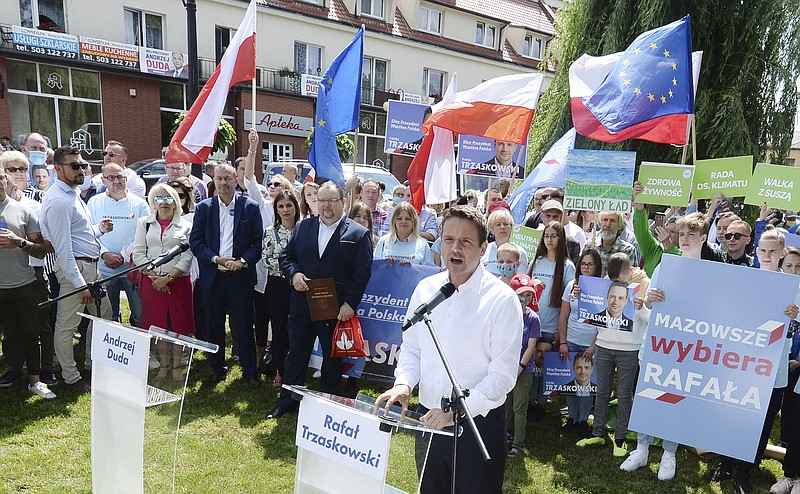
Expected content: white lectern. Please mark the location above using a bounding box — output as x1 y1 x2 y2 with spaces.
286 385 451 494
86 315 218 494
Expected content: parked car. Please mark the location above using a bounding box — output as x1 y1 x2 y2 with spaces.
128 158 167 194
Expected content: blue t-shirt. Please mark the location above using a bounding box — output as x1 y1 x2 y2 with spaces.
481 241 529 277
374 234 434 265
521 307 542 374
561 279 598 347
86 193 151 276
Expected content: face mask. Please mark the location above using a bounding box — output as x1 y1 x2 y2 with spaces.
393 197 405 204
497 262 517 277
78 174 94 191
29 151 47 166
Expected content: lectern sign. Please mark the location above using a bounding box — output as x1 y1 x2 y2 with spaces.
91 320 149 379
296 393 390 480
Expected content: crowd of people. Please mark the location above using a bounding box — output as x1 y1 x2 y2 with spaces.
2 129 800 493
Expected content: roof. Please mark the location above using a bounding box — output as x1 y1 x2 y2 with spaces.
258 0 553 70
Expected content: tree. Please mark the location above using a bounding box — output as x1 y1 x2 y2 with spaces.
530 0 800 168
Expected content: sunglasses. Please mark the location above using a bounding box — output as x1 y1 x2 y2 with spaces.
154 195 175 204
176 192 187 199
268 182 282 188
63 162 89 170
724 232 748 241
6 166 28 173
102 151 117 157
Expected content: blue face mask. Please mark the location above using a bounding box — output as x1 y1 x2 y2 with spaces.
497 262 517 277
393 197 405 204
28 151 47 166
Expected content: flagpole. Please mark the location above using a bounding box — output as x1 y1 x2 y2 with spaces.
352 128 359 174
680 114 693 165
691 113 697 164
251 0 256 131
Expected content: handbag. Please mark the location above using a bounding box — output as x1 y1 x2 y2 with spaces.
331 316 370 358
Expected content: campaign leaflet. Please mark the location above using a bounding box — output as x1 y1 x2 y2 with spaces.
577 276 639 331
543 351 597 396
383 100 430 156
457 135 527 179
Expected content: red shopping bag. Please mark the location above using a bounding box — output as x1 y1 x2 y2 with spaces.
331 316 370 358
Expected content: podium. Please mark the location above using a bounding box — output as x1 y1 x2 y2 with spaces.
85 314 218 494
286 385 452 494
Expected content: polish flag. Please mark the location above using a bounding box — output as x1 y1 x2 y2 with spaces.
569 51 702 145
166 0 256 164
409 73 545 211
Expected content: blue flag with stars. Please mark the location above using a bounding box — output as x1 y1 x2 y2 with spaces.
309 26 364 187
584 16 694 133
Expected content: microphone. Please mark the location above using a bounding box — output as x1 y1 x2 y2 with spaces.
148 242 190 269
402 282 456 331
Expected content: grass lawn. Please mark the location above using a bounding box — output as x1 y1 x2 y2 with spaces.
0 301 788 493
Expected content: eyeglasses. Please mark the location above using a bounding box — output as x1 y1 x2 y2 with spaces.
5 167 28 173
543 234 559 240
268 182 282 188
102 151 118 158
580 262 596 269
63 162 89 170
103 175 126 182
724 232 749 241
318 198 342 205
166 165 185 172
537 194 550 201
154 195 175 204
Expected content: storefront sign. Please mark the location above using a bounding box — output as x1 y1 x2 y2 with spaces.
79 37 140 70
301 74 323 97
12 26 78 59
244 109 312 138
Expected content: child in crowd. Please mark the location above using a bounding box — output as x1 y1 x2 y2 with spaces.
557 249 602 437
497 243 524 284
577 252 650 458
506 274 542 459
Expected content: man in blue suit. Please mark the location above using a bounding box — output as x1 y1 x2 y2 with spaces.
190 164 263 385
267 181 373 418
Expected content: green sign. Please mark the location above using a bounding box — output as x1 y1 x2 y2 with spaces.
636 162 695 207
744 163 800 210
693 156 752 199
563 150 636 213
510 225 542 260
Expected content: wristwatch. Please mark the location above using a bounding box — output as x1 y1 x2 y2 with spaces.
239 258 248 268
14 238 27 249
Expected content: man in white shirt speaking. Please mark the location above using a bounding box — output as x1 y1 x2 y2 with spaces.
375 206 523 493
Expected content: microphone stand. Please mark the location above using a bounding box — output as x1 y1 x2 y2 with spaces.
420 312 490 494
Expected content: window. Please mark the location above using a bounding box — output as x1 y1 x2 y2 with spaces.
522 34 542 59
19 0 66 32
362 56 388 105
346 111 389 168
294 42 323 76
360 0 384 18
7 59 103 159
475 21 496 48
422 68 445 102
263 143 293 163
418 6 442 34
215 26 236 64
124 8 163 49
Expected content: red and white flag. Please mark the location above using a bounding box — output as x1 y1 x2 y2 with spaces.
409 73 545 211
166 0 257 164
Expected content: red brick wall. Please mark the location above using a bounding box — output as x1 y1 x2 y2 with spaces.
0 58 12 143
101 73 163 163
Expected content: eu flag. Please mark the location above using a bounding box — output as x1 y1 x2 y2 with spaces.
309 26 364 187
584 16 694 134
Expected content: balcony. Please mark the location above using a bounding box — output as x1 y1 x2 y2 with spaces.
198 58 302 95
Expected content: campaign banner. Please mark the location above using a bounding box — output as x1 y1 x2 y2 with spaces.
383 100 430 156
79 36 140 70
139 47 189 78
90 318 149 379
301 74 323 97
577 276 639 331
744 163 800 210
510 224 542 260
457 135 527 179
629 255 800 462
564 149 636 213
693 156 752 200
296 393 390 480
636 162 695 207
785 232 800 249
355 260 440 381
543 351 597 396
12 26 78 60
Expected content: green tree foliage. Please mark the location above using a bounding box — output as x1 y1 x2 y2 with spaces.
530 0 800 168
